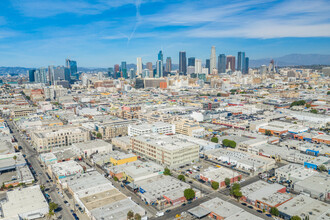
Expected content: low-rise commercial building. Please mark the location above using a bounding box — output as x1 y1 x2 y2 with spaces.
189 197 263 220
111 136 131 150
241 180 292 212
277 195 330 220
200 167 242 187
294 174 330 201
109 151 137 166
49 160 84 180
61 170 146 220
1 185 49 220
72 139 113 158
136 175 201 206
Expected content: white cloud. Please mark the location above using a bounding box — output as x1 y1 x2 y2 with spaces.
139 0 330 38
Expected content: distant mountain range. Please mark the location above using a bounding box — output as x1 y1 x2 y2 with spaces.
249 54 330 67
1 54 330 75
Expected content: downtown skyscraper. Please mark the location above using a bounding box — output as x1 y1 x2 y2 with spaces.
210 46 217 74
179 51 187 74
218 54 226 74
205 59 210 75
121 61 127 79
166 57 172 72
136 57 143 75
237 52 245 72
226 55 236 72
156 50 163 78
65 59 77 79
188 57 195 67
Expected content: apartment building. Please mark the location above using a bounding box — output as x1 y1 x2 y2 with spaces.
10 107 36 117
131 133 199 168
128 122 175 136
95 119 138 140
174 119 204 137
31 126 90 152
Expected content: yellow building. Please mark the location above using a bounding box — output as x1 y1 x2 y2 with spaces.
110 152 137 166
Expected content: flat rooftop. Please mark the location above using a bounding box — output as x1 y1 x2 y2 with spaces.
2 185 48 219
90 197 145 220
278 195 329 219
80 188 127 211
132 134 198 151
201 166 240 183
200 197 242 218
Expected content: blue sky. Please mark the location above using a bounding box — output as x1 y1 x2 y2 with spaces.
0 0 330 67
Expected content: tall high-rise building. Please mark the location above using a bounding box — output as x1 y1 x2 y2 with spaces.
137 57 143 75
166 57 172 72
244 57 249 74
114 64 120 79
218 54 226 74
48 65 55 85
28 69 36 82
210 46 217 73
156 60 163 78
237 52 245 72
195 59 202 74
179 51 187 74
146 62 153 72
226 56 236 72
121 61 127 78
107 67 114 78
54 66 66 81
65 59 77 77
188 57 195 67
34 68 47 84
158 50 163 63
205 59 210 75
129 68 136 79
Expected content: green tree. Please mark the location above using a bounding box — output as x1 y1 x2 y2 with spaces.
127 210 134 220
40 185 45 191
49 202 58 211
290 100 306 107
163 167 171 175
184 188 195 201
8 185 13 189
217 93 222 97
113 176 119 181
327 91 330 95
238 176 241 181
317 165 327 172
229 140 236 148
178 175 185 182
270 207 279 216
230 183 242 201
305 104 311 108
211 181 219 190
222 139 229 147
265 130 272 136
134 213 141 220
310 109 318 114
290 216 301 220
96 132 102 139
225 178 231 187
211 137 218 143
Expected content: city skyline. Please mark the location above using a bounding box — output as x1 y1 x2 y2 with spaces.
0 0 330 67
